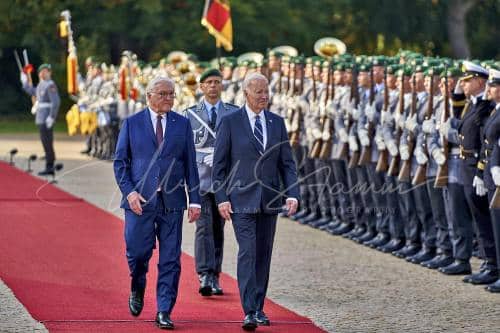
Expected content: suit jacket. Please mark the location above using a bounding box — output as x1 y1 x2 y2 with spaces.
184 99 239 194
212 107 300 214
113 108 201 211
481 106 500 190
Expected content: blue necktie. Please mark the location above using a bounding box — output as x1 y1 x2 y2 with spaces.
210 106 217 129
156 115 163 145
254 114 264 155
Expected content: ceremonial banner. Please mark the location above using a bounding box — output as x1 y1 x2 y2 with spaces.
201 0 233 51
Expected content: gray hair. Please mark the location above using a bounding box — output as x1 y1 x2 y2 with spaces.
242 72 268 92
145 76 175 104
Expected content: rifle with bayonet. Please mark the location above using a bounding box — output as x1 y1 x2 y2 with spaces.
412 73 434 186
398 72 418 182
434 69 449 188
359 67 375 166
310 63 331 158
347 70 361 168
319 64 335 159
376 71 390 172
308 65 320 158
387 70 405 177
289 63 304 148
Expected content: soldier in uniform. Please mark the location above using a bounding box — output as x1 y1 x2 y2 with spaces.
481 67 500 292
449 61 497 285
21 63 61 175
184 69 239 296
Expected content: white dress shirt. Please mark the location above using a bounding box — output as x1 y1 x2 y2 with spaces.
245 104 267 149
149 107 166 137
203 99 221 122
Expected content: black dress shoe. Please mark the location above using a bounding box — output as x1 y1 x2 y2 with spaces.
298 212 320 225
421 254 454 269
199 274 213 296
378 238 405 253
38 169 55 176
309 216 332 228
354 229 376 243
344 226 366 240
322 220 341 232
485 279 500 293
439 260 472 275
291 208 310 221
406 247 436 264
80 148 91 155
393 243 421 258
242 313 258 331
156 311 174 330
129 288 145 317
364 232 390 249
465 269 499 285
211 275 223 295
255 310 270 326
329 222 353 235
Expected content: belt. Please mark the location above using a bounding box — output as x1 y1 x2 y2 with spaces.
450 147 460 155
37 102 52 108
459 146 478 160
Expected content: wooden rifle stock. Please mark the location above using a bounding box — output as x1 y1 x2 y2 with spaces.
435 70 450 188
359 69 376 166
320 68 335 159
490 187 500 209
376 71 390 173
398 73 417 183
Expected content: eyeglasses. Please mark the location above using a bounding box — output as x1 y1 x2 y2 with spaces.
150 91 176 99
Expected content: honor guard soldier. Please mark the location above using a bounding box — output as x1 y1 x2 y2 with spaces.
184 69 239 296
21 63 61 175
450 61 497 285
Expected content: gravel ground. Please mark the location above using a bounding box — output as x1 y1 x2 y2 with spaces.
1 134 500 333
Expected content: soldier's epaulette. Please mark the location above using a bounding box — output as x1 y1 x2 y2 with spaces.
224 102 239 109
477 161 485 171
452 100 466 107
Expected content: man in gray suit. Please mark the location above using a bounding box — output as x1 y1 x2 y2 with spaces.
21 63 61 175
184 69 239 297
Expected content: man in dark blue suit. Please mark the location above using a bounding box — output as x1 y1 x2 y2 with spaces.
212 72 299 331
114 76 201 330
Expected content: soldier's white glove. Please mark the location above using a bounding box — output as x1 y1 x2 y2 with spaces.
365 104 376 122
454 80 464 94
381 111 393 125
312 128 322 140
415 148 428 165
431 149 446 166
20 72 28 85
439 118 451 138
203 154 214 167
397 114 406 130
400 144 410 160
45 116 55 129
375 135 386 151
405 113 418 132
349 136 359 152
422 119 435 134
491 166 500 187
472 176 487 197
351 108 361 121
358 129 370 147
338 129 349 143
387 141 398 157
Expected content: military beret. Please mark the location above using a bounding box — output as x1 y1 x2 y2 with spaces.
440 67 461 79
372 56 386 66
386 64 400 75
334 62 346 71
358 63 372 72
38 63 51 72
199 68 222 83
398 66 413 77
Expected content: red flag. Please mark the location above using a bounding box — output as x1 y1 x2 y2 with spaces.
201 0 233 52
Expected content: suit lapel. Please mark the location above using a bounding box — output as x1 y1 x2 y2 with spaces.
240 107 263 156
264 110 275 154
143 108 158 147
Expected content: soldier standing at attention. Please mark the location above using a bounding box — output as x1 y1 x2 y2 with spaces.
21 63 61 175
184 69 239 297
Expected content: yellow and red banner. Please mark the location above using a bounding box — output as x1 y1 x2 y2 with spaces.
201 0 233 52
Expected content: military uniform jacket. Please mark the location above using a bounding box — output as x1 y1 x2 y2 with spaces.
455 93 495 186
480 104 500 190
23 79 60 125
417 95 443 178
184 99 239 194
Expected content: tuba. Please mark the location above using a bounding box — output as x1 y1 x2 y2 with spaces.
270 45 299 58
313 37 346 59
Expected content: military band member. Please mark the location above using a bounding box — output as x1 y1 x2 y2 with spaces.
21 63 61 175
184 69 239 296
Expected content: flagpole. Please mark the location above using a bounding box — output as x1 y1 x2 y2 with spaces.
216 38 221 69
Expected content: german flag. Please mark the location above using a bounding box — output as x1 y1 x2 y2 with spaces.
201 0 233 52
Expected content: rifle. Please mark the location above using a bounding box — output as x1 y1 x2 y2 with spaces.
308 65 320 158
310 63 331 158
319 65 335 159
412 73 434 186
491 187 500 209
289 63 304 148
277 57 283 94
376 71 390 172
387 71 405 177
398 72 417 182
359 67 376 166
347 70 361 168
435 70 449 188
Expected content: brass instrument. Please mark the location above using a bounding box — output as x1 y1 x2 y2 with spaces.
313 37 347 59
270 45 299 57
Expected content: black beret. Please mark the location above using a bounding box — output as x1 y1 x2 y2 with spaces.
199 68 222 83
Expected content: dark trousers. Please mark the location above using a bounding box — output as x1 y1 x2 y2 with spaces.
315 159 332 218
38 124 55 169
330 159 351 222
303 157 319 212
386 175 404 239
489 189 500 271
366 163 390 234
124 195 183 313
195 193 225 276
355 165 376 230
231 213 277 314
427 178 451 254
412 183 436 249
346 166 366 226
292 146 314 211
464 185 496 264
444 183 473 260
399 181 420 244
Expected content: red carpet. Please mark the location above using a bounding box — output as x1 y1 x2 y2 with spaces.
0 161 326 332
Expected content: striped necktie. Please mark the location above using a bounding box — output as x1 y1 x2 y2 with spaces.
156 115 163 145
254 114 264 155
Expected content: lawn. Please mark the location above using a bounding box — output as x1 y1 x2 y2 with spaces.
0 118 67 134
